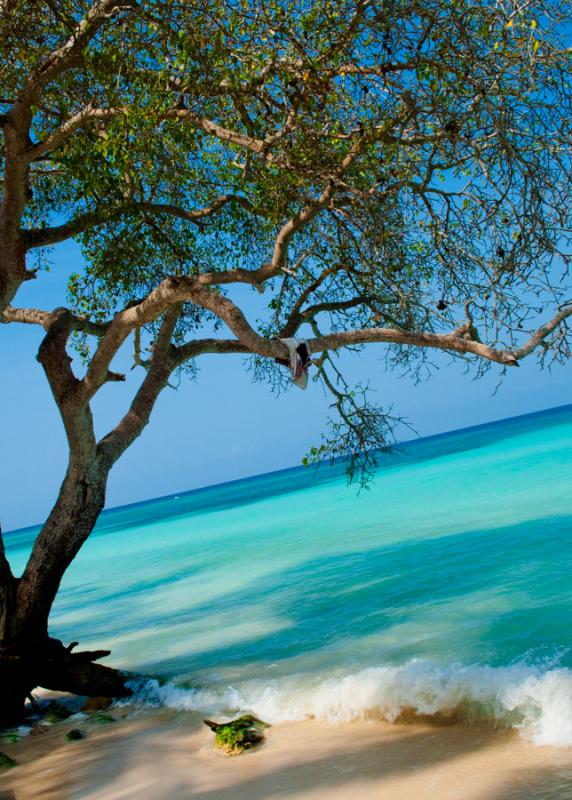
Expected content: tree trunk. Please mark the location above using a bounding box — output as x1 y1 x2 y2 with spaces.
0 308 176 725
0 465 132 725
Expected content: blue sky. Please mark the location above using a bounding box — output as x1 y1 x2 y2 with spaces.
1 239 570 531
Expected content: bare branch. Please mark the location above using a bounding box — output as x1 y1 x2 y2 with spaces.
306 326 519 366
1 305 108 336
96 307 179 466
279 266 341 337
105 370 125 382
510 304 572 360
172 338 248 365
300 296 374 322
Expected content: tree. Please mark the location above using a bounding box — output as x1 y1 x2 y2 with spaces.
0 0 571 723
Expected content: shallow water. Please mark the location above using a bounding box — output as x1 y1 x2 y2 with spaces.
6 404 572 744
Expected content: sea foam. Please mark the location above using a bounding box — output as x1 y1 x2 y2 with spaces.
131 659 572 747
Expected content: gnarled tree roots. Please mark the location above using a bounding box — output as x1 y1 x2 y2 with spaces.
0 637 132 726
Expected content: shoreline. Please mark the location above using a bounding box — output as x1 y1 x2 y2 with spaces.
3 707 572 799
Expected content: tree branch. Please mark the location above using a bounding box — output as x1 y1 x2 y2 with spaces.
256 183 336 282
171 338 248 366
25 106 120 161
305 326 519 365
98 331 250 467
16 0 136 110
253 141 363 283
510 303 572 360
166 109 267 156
96 307 180 466
24 104 272 164
23 195 255 249
300 296 375 323
36 309 98 465
6 287 571 388
1 304 108 336
0 1 137 314
279 266 342 337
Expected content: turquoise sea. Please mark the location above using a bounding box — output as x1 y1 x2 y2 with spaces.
6 404 572 745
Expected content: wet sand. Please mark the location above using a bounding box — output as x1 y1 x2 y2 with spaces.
3 709 572 800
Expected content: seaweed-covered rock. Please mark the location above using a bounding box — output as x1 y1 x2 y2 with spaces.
44 702 73 723
204 715 270 754
0 751 17 770
0 731 20 745
88 712 115 725
65 729 85 742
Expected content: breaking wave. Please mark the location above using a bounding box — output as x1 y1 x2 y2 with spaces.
129 658 572 748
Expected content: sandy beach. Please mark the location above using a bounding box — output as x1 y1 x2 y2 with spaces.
3 708 572 800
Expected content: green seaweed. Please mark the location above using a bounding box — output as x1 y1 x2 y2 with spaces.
0 732 20 744
65 729 85 741
88 712 115 725
44 702 73 723
0 751 17 770
205 715 269 755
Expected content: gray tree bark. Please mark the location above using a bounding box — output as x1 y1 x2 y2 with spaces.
0 464 133 725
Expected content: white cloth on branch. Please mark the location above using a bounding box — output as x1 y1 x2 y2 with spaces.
279 337 310 390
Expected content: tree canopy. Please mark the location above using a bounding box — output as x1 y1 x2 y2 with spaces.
1 0 572 723
1 2 570 465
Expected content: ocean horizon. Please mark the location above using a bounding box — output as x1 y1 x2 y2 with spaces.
7 401 571 537
6 402 572 746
